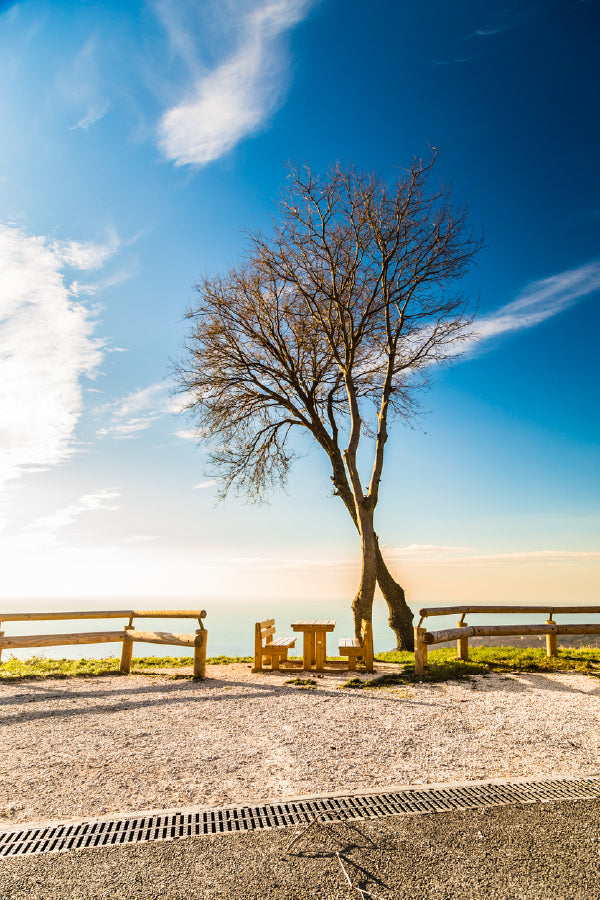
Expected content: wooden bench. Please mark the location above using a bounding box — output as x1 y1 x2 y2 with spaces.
414 605 600 675
0 609 208 677
254 619 296 671
339 619 374 672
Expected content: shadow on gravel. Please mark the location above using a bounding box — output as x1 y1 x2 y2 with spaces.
1 662 595 728
284 818 390 896
0 675 446 726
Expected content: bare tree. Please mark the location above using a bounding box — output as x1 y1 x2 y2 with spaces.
175 154 481 649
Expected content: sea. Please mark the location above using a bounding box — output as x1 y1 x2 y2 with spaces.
2 597 600 661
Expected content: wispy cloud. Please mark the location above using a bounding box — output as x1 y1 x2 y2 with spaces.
57 35 111 131
460 13 524 42
193 480 217 490
73 100 110 131
0 225 119 487
384 544 600 566
51 227 121 271
397 258 600 370
156 0 316 167
432 55 480 67
96 381 175 438
462 550 600 562
174 428 199 441
472 259 600 348
434 8 527 65
18 489 121 547
387 544 473 555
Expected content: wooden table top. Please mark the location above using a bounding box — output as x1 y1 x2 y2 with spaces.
291 619 336 631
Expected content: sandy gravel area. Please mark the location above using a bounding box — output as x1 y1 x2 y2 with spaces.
1 663 599 828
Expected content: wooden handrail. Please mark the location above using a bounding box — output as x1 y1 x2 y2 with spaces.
131 610 207 618
414 604 600 675
419 605 600 619
0 611 135 622
423 624 563 646
0 609 207 623
0 609 209 677
0 631 128 649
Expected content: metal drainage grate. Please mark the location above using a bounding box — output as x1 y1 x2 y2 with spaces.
2 776 600 859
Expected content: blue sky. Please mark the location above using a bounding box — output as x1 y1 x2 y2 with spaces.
0 0 598 608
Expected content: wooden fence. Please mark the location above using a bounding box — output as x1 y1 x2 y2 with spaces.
0 609 208 677
414 605 600 676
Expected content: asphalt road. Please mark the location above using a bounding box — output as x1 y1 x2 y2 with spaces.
2 799 600 899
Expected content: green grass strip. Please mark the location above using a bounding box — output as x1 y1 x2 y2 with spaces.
0 654 253 681
2 646 600 682
372 646 600 682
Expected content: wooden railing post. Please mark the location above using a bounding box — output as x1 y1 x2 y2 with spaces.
254 622 263 672
193 629 207 678
362 620 374 673
457 618 469 661
0 624 3 664
414 627 428 676
120 625 134 674
546 617 558 657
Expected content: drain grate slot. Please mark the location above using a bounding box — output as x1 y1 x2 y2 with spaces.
2 776 600 858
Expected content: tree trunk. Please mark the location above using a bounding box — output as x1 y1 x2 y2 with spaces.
351 534 414 651
375 538 414 651
329 467 414 650
351 506 379 638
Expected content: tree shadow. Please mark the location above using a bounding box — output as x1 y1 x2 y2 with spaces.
285 818 391 894
487 670 600 696
2 663 596 728
0 667 448 725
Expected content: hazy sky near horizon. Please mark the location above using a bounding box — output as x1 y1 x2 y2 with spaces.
0 0 598 610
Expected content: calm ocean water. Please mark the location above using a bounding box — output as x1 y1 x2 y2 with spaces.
1 598 599 661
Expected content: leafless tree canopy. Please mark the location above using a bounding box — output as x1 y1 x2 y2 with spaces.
175 154 481 646
177 154 479 501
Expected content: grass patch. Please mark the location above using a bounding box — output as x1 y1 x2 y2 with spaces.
342 677 369 689
131 655 193 668
0 656 122 680
341 660 486 689
0 654 254 681
375 646 600 680
132 654 253 668
284 677 317 688
206 655 254 665
3 646 599 683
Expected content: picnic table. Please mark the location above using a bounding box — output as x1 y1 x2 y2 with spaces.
291 619 336 671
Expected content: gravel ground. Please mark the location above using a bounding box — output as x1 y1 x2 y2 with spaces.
2 799 600 899
1 664 600 828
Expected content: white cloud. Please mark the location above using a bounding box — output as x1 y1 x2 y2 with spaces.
461 549 600 563
385 544 600 566
387 544 473 555
57 35 111 131
473 259 600 345
73 100 110 131
96 381 173 438
193 480 217 489
0 225 114 487
19 489 121 547
382 258 600 376
413 258 600 363
97 417 159 437
174 428 198 441
157 0 315 167
52 227 121 271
